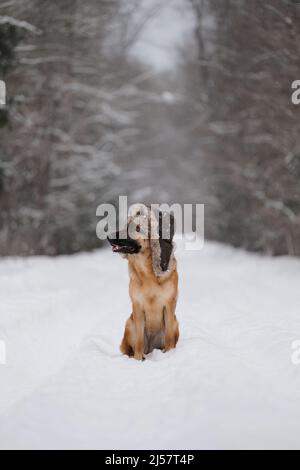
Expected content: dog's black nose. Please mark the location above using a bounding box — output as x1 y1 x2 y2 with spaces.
107 233 119 245
108 231 120 239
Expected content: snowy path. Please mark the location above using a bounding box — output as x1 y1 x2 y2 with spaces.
1 242 300 449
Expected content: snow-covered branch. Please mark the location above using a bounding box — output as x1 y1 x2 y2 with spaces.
0 15 40 33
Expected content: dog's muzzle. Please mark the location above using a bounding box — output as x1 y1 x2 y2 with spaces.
107 232 141 255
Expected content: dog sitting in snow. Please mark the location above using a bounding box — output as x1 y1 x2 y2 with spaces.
108 204 179 361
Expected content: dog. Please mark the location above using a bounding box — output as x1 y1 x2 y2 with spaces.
108 204 179 361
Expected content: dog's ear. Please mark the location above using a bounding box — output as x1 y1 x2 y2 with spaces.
158 211 175 272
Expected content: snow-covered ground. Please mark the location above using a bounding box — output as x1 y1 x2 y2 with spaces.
1 241 300 449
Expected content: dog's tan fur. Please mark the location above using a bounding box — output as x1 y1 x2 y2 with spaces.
120 232 179 361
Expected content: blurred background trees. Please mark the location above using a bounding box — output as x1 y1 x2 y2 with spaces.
0 0 300 256
187 0 300 255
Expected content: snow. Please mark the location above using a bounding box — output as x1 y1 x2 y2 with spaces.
129 0 195 71
1 241 300 449
0 16 39 33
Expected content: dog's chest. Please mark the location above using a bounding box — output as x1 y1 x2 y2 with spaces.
131 279 174 330
134 278 172 305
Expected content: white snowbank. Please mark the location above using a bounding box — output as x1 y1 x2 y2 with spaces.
0 242 300 449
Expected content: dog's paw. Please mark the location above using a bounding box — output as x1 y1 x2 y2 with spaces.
163 344 175 353
134 353 145 361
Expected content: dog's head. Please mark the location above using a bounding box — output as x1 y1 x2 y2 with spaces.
107 204 175 276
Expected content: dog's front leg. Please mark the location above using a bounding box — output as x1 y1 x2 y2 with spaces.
133 303 145 361
164 300 179 352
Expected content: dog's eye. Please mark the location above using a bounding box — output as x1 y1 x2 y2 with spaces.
136 225 140 232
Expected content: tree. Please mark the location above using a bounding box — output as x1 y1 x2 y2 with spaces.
188 0 300 255
0 0 153 255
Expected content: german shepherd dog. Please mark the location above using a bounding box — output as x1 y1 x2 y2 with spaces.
108 204 179 361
